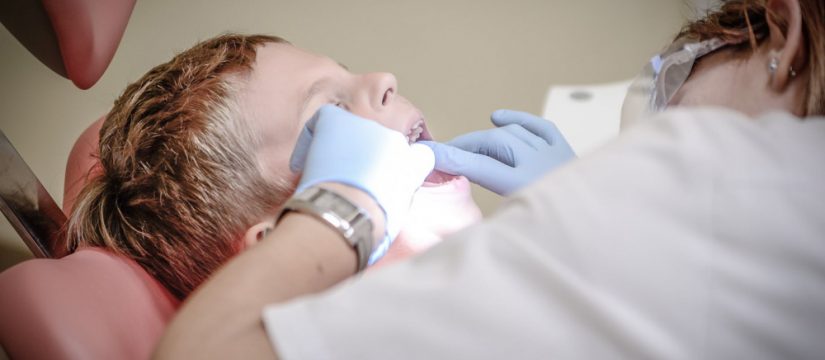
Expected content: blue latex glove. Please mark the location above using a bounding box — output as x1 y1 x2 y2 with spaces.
421 109 575 195
289 105 435 264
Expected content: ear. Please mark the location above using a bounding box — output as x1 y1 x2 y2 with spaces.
766 0 806 91
242 219 275 249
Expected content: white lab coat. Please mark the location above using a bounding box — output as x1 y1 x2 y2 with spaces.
262 107 825 359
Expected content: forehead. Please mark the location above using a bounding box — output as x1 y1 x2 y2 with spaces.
243 42 333 118
240 42 343 138
238 42 341 182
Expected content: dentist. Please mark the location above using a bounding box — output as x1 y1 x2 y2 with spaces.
156 0 825 358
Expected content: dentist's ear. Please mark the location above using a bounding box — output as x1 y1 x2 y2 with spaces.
242 219 275 249
766 0 806 91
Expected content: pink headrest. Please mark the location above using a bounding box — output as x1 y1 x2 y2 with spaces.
63 116 103 216
0 248 179 360
0 116 177 359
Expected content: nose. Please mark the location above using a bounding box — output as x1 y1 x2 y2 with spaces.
365 72 397 109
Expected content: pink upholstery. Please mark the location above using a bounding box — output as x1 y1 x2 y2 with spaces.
0 118 178 359
0 248 179 360
63 116 103 216
0 1 176 356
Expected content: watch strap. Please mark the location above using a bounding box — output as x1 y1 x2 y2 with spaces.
277 186 374 271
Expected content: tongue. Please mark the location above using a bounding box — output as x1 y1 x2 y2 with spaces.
424 170 457 185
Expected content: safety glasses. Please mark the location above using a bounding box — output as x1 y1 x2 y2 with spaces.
621 37 730 127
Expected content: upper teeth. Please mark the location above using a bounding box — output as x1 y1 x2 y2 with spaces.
407 121 424 144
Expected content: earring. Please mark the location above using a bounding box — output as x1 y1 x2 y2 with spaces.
768 50 797 79
768 56 779 77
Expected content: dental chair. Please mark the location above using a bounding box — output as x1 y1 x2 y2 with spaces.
0 118 180 360
1 1 181 358
0 248 178 360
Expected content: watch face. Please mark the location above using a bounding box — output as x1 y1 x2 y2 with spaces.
329 199 357 216
284 186 373 271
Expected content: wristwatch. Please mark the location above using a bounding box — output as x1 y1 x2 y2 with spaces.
276 186 374 271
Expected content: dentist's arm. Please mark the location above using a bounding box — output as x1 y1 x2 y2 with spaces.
422 110 575 195
154 105 434 360
154 204 366 360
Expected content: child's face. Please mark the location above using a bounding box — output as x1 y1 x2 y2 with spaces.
237 42 479 263
240 42 432 183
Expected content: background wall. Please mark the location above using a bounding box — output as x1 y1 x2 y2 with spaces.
0 0 701 269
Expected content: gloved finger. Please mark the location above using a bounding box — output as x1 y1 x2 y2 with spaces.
288 109 323 173
304 106 323 132
490 109 562 145
368 145 432 267
445 129 530 167
392 143 436 198
552 131 576 158
421 141 517 195
288 124 313 173
499 123 546 150
291 104 381 173
406 143 436 184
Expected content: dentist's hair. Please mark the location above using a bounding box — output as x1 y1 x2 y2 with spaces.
67 34 294 300
675 0 825 115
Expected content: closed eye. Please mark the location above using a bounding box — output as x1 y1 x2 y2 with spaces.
331 99 348 110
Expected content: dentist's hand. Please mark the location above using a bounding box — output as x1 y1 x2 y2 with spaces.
289 105 435 265
421 110 575 195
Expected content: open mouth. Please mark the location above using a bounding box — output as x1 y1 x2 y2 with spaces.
423 170 458 186
405 119 459 186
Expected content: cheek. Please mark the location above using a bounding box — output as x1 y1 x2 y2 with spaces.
255 137 298 187
669 77 722 108
349 107 404 132
668 58 740 109
349 96 417 134
668 83 699 107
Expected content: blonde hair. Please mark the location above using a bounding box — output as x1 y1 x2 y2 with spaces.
677 0 825 115
67 34 295 300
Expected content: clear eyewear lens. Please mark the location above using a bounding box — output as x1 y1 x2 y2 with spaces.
620 38 729 128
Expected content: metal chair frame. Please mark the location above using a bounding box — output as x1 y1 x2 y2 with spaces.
0 130 66 258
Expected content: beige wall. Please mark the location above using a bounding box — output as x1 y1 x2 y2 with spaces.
0 0 693 269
